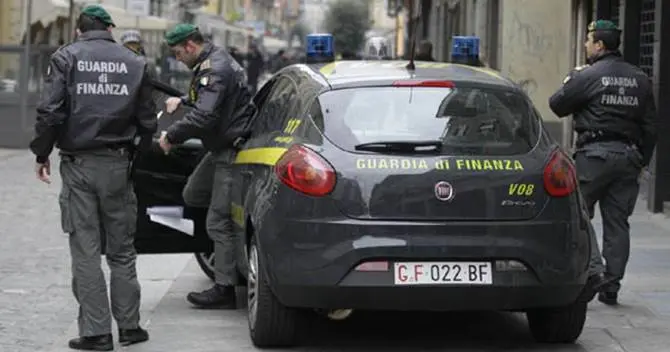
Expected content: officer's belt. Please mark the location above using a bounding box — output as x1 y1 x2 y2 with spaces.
576 130 638 148
60 144 132 159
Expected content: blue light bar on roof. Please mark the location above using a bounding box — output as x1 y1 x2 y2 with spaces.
451 36 480 59
305 33 335 64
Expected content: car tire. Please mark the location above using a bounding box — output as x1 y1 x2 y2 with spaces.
194 252 215 281
194 251 248 284
526 300 587 343
247 235 302 348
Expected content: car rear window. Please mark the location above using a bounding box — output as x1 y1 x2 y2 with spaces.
308 86 540 156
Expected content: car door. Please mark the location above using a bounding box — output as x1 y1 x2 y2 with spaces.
232 74 299 231
131 98 211 254
231 75 278 226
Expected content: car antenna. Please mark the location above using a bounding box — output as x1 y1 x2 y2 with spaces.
406 13 420 71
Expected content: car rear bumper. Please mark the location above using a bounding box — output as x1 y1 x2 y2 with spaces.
272 285 584 311
256 217 590 311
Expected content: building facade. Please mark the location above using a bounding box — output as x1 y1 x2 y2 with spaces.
367 0 397 56
392 0 668 212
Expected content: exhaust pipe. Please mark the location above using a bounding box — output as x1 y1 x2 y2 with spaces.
325 309 354 321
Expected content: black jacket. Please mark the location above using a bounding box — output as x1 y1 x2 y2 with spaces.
30 30 156 163
166 43 256 152
549 51 657 165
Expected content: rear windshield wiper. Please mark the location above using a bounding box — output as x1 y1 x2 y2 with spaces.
354 140 443 153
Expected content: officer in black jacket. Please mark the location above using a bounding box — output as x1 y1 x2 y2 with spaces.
159 24 255 309
549 20 657 306
29 5 155 351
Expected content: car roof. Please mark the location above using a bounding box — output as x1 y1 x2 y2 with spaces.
302 60 518 90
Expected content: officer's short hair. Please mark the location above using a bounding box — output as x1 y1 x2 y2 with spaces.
77 14 108 33
181 32 205 46
593 31 621 50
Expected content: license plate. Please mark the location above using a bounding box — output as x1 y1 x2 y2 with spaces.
394 262 493 285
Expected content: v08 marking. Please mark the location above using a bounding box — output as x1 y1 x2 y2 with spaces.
508 183 534 196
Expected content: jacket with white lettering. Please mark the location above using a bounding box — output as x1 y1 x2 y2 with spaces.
165 43 256 152
30 30 157 163
548 51 657 165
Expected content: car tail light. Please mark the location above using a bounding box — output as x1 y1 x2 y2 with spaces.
543 149 577 197
392 80 455 88
274 145 336 197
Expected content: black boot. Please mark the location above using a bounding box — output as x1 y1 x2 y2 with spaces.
579 273 616 303
68 334 113 351
119 327 149 346
187 284 237 309
598 291 619 305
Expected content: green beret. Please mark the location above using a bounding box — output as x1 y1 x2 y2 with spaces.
165 24 199 46
81 5 115 27
588 20 619 32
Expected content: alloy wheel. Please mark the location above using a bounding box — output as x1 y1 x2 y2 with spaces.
247 244 259 327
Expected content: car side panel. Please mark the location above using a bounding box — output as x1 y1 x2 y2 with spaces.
232 68 325 276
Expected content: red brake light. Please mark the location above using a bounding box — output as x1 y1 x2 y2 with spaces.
274 145 336 197
392 80 455 88
543 149 577 197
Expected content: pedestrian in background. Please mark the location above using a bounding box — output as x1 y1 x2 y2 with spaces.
160 24 256 309
120 29 158 81
120 30 145 56
549 20 657 305
244 41 264 95
415 39 435 61
29 5 156 350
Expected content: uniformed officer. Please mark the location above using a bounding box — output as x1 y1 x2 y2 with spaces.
549 20 657 305
159 24 255 309
30 5 156 351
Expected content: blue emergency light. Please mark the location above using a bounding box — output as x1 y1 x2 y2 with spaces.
305 33 335 64
451 36 480 60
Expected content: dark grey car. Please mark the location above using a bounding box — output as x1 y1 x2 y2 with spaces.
222 61 593 348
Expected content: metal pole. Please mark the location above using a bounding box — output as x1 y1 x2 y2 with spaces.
68 0 75 42
20 0 34 128
563 0 586 151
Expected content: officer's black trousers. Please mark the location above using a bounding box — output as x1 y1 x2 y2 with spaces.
575 141 643 293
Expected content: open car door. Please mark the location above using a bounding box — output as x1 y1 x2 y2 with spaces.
131 83 211 255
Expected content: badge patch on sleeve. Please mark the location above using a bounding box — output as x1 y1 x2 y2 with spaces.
200 59 211 70
200 76 209 86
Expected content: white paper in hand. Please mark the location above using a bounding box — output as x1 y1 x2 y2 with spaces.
146 206 194 236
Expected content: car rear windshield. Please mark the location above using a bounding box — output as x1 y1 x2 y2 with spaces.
309 86 540 156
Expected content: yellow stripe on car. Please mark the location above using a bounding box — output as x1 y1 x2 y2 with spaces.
319 62 337 76
234 147 288 166
453 63 504 80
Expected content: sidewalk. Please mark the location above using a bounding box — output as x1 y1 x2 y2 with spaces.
119 199 670 352
590 199 670 317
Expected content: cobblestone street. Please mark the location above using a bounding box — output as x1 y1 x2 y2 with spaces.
2 149 670 352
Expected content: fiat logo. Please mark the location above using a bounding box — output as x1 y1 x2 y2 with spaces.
434 181 454 201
